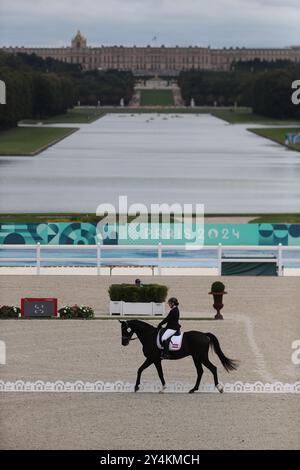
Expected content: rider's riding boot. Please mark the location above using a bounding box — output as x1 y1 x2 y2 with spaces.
161 340 169 359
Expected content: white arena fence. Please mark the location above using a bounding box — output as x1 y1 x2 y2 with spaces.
0 380 299 394
0 243 299 276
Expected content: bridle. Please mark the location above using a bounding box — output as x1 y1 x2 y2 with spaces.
121 321 138 342
122 335 138 342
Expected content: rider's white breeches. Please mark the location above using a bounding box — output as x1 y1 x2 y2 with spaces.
161 329 177 342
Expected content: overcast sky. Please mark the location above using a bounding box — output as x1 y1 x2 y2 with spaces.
0 0 299 48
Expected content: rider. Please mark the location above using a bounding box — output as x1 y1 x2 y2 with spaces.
157 297 181 359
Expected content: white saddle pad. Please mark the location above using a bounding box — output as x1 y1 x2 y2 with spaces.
169 333 183 351
157 333 183 351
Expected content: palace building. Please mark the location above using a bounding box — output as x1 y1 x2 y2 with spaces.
2 31 300 75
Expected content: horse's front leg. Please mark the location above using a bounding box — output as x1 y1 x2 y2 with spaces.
154 360 166 393
134 358 153 392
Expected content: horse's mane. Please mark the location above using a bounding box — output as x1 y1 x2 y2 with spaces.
127 319 156 332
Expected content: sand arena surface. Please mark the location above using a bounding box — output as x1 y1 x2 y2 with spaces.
0 275 299 449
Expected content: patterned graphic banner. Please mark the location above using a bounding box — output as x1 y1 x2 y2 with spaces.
0 223 300 246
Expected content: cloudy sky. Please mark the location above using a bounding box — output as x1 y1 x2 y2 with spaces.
0 0 299 48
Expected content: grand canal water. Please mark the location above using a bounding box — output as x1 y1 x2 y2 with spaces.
0 113 299 213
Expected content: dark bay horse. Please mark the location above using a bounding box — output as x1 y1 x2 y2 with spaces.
120 319 238 393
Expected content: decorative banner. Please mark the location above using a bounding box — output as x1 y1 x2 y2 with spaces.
0 380 299 394
0 223 300 246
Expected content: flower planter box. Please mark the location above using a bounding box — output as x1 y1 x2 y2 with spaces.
109 301 165 316
123 302 153 315
109 300 124 315
152 302 165 316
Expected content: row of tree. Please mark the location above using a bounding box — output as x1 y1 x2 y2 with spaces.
78 70 135 106
178 60 300 119
0 51 135 129
1 52 299 126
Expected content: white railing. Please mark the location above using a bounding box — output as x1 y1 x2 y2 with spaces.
0 243 299 276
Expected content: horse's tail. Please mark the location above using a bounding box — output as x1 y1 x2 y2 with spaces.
205 333 239 372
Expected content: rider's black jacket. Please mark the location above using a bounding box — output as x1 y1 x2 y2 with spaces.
158 306 181 331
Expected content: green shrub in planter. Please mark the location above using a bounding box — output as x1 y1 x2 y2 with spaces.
59 305 94 319
0 305 20 318
109 284 168 303
211 281 225 293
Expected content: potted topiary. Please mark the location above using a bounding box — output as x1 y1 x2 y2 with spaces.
209 281 227 320
108 284 168 316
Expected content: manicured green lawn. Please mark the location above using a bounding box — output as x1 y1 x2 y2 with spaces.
140 90 174 106
21 108 105 124
249 214 300 223
212 109 300 125
249 127 300 152
1 212 300 223
0 127 78 155
19 106 300 124
0 213 102 223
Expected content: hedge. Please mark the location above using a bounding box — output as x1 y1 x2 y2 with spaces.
58 305 94 319
211 281 226 293
0 305 20 318
109 284 168 303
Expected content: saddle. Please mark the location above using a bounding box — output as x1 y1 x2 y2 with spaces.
156 328 183 352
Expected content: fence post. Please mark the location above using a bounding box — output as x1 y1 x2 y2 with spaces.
218 243 222 275
96 244 101 276
36 243 41 275
278 243 283 276
158 243 162 276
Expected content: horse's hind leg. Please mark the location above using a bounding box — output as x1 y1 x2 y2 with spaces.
154 360 166 393
202 357 223 393
189 357 203 394
135 358 153 392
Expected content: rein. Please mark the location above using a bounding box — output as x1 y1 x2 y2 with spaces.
122 335 138 342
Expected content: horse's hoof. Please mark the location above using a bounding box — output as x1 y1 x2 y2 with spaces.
216 383 224 393
159 385 166 394
189 389 195 394
134 386 139 393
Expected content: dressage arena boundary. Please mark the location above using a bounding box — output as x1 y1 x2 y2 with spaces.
1 380 299 393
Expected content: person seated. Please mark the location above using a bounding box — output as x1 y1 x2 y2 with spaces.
157 297 181 359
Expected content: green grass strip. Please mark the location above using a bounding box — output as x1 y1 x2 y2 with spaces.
0 127 78 156
140 90 175 106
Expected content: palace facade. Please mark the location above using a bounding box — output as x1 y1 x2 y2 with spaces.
2 31 300 75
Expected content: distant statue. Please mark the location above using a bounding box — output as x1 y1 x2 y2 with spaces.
190 98 195 107
0 80 6 105
120 98 124 107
